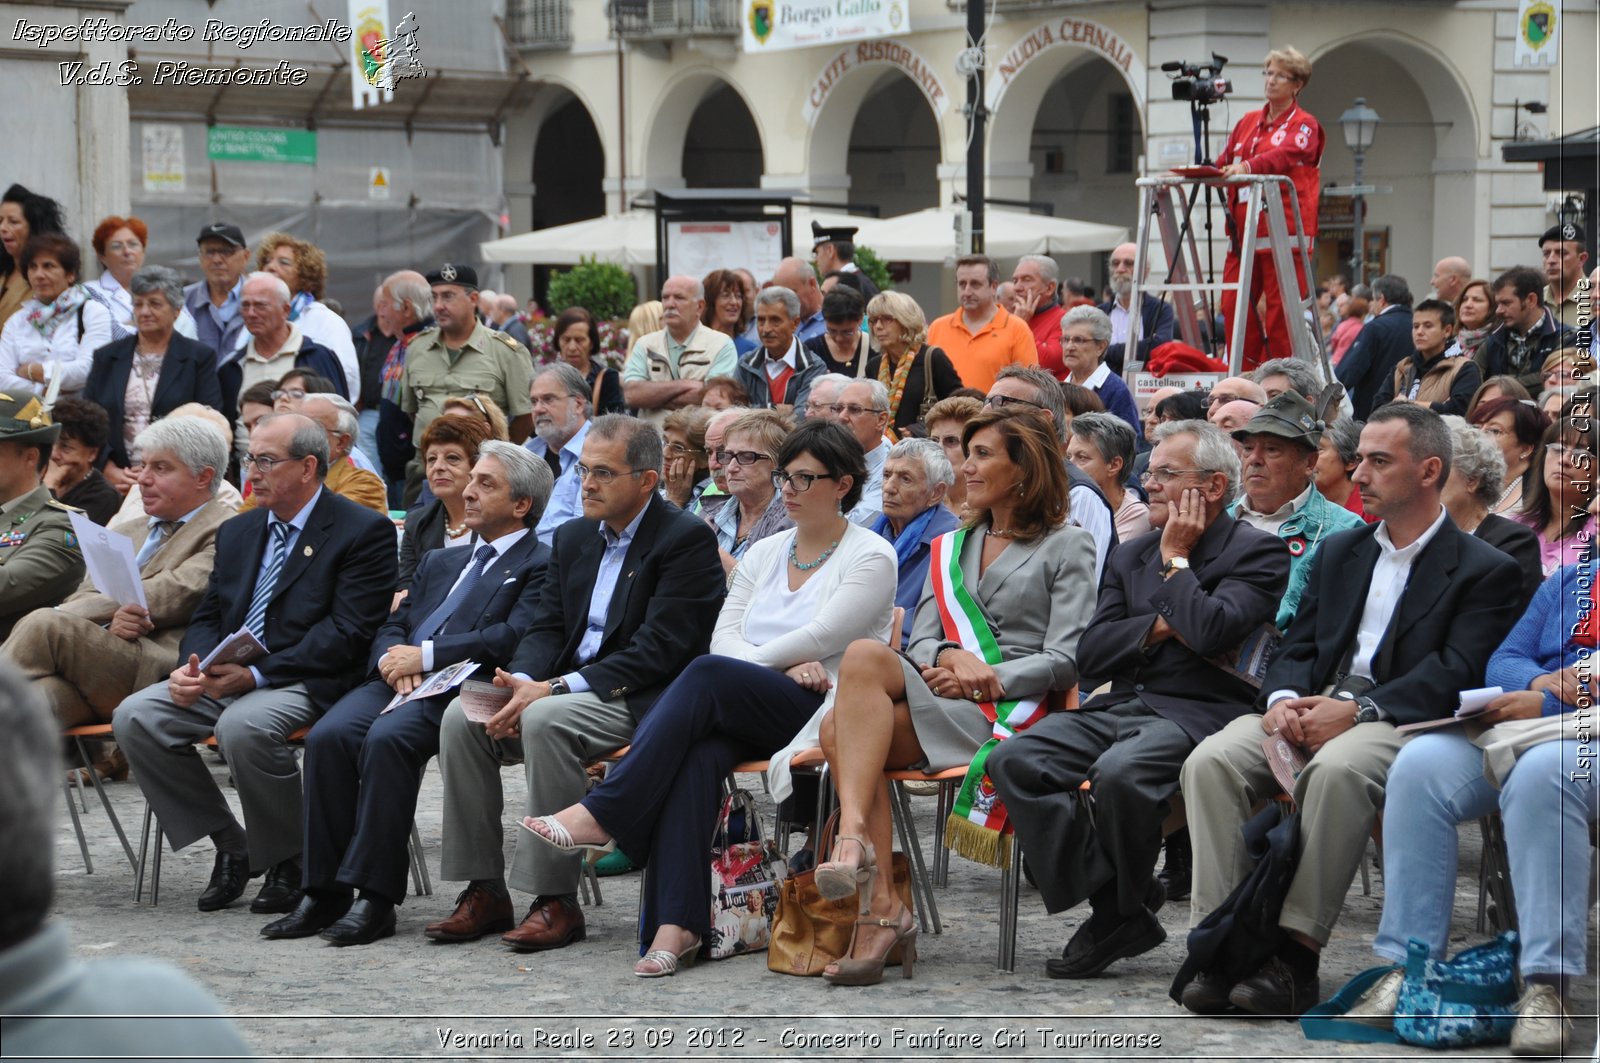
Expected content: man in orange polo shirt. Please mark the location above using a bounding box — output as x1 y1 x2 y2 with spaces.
927 254 1038 392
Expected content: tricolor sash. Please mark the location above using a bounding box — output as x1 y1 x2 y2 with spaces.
930 528 1047 868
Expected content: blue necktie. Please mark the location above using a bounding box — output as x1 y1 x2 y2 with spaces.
243 522 291 639
414 544 498 643
134 520 181 569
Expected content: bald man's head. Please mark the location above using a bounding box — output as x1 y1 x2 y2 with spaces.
773 257 821 316
1430 257 1473 304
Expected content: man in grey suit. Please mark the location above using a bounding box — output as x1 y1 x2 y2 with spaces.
988 420 1289 979
427 415 724 951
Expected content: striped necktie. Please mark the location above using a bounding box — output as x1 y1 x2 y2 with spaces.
243 522 291 640
414 544 499 644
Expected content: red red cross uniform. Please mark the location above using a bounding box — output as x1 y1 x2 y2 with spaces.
1218 101 1325 372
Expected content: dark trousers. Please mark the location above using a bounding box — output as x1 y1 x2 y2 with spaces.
581 655 821 952
986 698 1193 918
301 678 445 905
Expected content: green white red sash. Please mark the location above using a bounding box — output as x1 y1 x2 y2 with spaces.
930 528 1046 868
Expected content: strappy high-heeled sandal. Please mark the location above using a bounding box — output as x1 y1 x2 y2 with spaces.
822 907 917 986
519 814 616 859
634 939 701 978
814 835 877 915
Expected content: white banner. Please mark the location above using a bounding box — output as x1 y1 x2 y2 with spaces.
742 0 908 54
1513 0 1559 67
349 0 395 109
1129 372 1220 407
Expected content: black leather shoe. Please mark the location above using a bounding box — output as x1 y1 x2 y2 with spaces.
1180 969 1239 1015
197 851 251 911
320 898 397 947
260 893 352 939
1045 908 1166 979
1158 830 1192 901
1228 956 1320 1016
250 858 304 914
1144 874 1167 915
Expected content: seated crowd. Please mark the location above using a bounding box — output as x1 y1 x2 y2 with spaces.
0 193 1594 1056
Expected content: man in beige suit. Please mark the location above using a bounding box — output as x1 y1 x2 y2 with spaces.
3 416 234 729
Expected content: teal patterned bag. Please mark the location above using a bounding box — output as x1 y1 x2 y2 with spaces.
1393 933 1518 1048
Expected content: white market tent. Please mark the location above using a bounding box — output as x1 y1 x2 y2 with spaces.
851 205 1128 261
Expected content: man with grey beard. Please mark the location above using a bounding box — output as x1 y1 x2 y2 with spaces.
1098 242 1175 374
522 363 591 546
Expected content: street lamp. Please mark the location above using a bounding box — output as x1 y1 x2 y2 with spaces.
1339 97 1382 285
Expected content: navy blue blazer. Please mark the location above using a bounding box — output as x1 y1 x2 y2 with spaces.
83 333 224 467
180 489 398 710
1100 294 1176 375
370 532 550 676
508 494 725 721
1335 306 1413 419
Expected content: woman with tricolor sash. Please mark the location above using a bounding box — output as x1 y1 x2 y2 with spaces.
816 407 1099 985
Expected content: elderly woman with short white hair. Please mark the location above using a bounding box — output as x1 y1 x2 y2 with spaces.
871 438 960 644
1059 305 1141 438
864 291 962 432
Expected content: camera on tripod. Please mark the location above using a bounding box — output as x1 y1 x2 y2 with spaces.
1163 53 1233 104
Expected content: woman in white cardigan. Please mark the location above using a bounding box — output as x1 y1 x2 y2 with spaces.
0 234 113 398
519 420 896 977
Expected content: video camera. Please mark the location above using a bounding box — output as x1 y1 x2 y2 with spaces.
1163 53 1233 105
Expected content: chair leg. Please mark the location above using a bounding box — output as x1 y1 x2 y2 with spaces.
134 805 152 902
62 777 93 874
932 781 952 888
134 805 164 906
889 780 941 935
408 821 432 897
75 735 136 872
582 861 603 906
997 833 1022 973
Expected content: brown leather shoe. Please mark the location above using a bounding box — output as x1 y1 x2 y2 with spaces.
423 884 515 943
500 896 586 952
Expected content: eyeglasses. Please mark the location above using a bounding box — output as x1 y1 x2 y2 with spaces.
242 453 299 472
1262 70 1301 82
271 388 308 402
835 403 887 418
1546 443 1595 465
1140 466 1210 485
930 433 962 450
200 246 241 259
804 401 840 415
1061 335 1102 347
713 449 772 466
984 394 1046 411
772 470 837 492
825 326 862 341
107 240 143 253
574 463 642 485
664 441 704 457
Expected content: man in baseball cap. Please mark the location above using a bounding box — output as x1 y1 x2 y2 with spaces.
1540 222 1589 330
183 223 251 358
0 391 84 641
1229 389 1363 632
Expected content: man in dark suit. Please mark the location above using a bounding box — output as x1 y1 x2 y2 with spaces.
428 415 725 950
114 413 397 914
1099 243 1176 375
1334 274 1414 419
1179 403 1521 1015
989 419 1289 979
263 442 554 946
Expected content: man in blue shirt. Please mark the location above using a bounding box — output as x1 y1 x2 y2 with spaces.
522 363 590 546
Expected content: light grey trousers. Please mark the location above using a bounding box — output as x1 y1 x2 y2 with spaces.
112 679 318 873
436 689 635 896
1181 711 1403 946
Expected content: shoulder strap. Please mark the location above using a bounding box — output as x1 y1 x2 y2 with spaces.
591 368 605 411
78 300 87 341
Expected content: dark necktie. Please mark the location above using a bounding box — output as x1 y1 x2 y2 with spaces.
543 445 564 482
414 543 498 643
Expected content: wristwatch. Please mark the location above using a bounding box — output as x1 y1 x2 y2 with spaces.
1161 556 1190 579
547 677 569 698
1354 696 1382 724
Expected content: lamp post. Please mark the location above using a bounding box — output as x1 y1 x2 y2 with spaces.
1339 97 1381 285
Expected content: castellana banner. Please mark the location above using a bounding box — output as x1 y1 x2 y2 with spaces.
742 0 908 54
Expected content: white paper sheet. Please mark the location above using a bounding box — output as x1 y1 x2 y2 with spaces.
68 511 146 609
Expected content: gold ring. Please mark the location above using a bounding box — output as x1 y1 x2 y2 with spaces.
973 689 982 699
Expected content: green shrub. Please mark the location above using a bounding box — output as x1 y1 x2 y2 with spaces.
545 257 637 322
852 245 892 292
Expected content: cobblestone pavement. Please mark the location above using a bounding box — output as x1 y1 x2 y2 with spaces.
47 758 1598 1061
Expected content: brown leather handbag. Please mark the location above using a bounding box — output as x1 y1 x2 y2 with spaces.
766 811 916 977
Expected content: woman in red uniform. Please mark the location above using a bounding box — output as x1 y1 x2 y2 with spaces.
1218 47 1323 372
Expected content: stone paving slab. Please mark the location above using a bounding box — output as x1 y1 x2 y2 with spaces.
46 760 1599 1061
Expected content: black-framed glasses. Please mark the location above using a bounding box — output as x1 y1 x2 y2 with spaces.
773 470 836 492
713 449 771 466
984 394 1046 411
242 453 299 472
271 388 307 402
574 462 643 485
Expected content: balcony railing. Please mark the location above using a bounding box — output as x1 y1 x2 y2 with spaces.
612 0 739 40
506 0 572 49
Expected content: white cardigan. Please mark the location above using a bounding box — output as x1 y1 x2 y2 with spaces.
710 522 896 800
0 296 113 397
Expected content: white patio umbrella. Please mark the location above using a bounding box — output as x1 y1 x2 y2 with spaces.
481 207 875 266
851 205 1128 262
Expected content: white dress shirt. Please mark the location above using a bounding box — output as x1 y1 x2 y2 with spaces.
420 527 529 670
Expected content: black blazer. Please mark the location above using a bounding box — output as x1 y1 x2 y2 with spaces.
181 489 398 710
1335 306 1414 419
1261 515 1523 725
371 532 550 676
83 333 224 467
863 345 963 430
397 499 470 592
508 494 725 720
1475 513 1544 614
1077 514 1290 741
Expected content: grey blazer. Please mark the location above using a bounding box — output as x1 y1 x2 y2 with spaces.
907 521 1098 702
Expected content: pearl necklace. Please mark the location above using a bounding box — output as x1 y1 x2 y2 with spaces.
789 537 840 571
444 516 470 538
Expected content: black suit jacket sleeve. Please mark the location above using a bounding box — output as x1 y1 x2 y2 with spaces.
1476 515 1544 614
506 522 584 680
